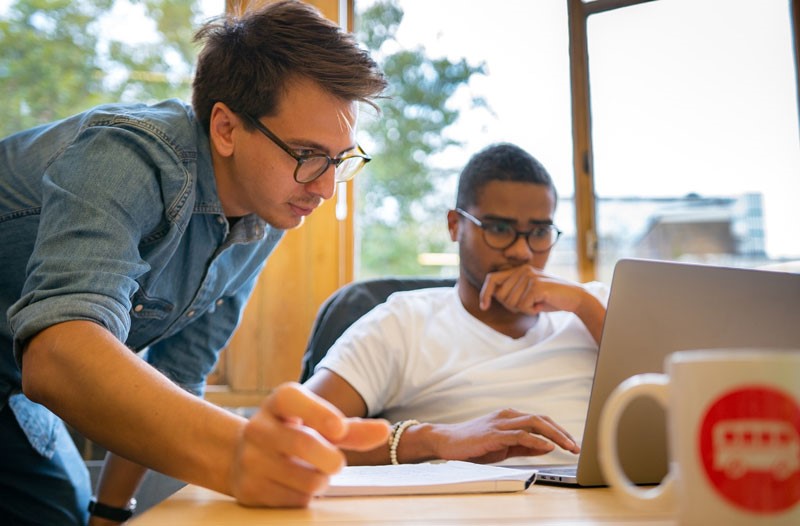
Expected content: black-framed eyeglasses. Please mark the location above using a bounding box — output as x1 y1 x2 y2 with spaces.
242 113 371 184
455 208 562 253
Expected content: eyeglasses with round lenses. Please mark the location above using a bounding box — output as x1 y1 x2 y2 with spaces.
455 208 562 253
242 113 371 184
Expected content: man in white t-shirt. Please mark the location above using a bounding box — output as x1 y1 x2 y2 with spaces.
305 143 608 466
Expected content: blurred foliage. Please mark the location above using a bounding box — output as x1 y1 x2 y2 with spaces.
0 0 484 278
0 0 205 137
355 0 485 277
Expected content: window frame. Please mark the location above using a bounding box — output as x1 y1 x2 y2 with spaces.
567 0 800 282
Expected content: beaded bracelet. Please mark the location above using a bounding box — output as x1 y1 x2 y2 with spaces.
389 419 419 465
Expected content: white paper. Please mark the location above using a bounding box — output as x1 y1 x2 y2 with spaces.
322 461 537 497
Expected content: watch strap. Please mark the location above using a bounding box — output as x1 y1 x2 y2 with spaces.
88 497 136 522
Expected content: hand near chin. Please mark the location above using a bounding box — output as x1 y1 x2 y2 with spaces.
479 265 585 314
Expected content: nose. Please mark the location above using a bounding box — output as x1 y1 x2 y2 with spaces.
503 233 534 262
304 164 337 201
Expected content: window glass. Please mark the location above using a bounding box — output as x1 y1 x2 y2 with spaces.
0 0 222 136
587 0 799 281
354 0 577 280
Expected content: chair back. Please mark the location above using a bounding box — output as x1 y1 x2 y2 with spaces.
299 277 456 382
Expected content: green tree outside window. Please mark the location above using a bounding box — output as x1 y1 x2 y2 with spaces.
355 0 485 277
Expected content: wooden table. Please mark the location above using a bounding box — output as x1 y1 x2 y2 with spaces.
131 482 675 525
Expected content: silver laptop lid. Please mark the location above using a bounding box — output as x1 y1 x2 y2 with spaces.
576 258 800 486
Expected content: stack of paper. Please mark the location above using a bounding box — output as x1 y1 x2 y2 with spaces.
323 461 537 497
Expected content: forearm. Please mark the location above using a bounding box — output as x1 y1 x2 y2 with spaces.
344 422 438 465
345 411 580 466
575 290 606 344
89 453 147 526
21 320 243 496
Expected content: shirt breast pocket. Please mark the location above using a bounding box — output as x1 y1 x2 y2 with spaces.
130 290 175 320
127 290 176 350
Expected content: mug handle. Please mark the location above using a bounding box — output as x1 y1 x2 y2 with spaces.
598 373 676 510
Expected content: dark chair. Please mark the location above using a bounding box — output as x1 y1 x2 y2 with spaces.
299 277 456 383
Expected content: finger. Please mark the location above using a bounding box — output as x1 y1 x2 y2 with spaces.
479 276 498 311
527 416 580 453
496 273 531 311
493 429 556 454
234 456 329 507
245 414 346 476
480 269 516 310
284 423 348 475
537 415 579 445
266 382 348 442
234 426 335 506
334 418 391 451
518 281 545 314
237 481 315 508
501 411 572 440
254 485 314 509
496 412 580 453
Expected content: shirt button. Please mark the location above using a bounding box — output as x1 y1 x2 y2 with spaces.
186 310 196 318
217 216 225 224
133 304 144 313
216 299 224 306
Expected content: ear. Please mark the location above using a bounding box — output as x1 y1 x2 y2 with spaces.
209 102 238 158
446 209 459 242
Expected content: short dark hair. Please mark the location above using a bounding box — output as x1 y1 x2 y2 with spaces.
192 0 386 130
455 143 557 210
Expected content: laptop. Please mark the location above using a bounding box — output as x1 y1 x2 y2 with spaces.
536 258 800 486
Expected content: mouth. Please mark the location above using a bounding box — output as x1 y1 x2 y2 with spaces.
492 262 541 273
289 202 317 217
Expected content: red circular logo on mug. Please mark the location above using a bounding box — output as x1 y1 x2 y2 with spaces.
699 386 800 513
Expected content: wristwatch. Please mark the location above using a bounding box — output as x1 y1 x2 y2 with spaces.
88 497 137 522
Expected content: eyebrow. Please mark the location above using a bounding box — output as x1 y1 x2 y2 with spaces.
481 213 554 226
284 137 357 158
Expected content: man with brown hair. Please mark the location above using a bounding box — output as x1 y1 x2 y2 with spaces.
0 1 388 523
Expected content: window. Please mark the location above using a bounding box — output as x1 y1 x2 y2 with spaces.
354 0 800 283
0 0 222 137
587 0 800 281
354 0 579 280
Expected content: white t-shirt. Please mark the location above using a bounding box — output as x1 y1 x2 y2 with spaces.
315 283 609 464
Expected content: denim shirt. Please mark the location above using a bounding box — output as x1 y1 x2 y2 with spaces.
0 99 284 457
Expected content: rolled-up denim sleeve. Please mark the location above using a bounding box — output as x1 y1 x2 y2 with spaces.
8 126 170 362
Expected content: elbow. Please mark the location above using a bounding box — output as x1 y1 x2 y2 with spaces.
20 331 57 406
20 343 45 405
20 320 118 411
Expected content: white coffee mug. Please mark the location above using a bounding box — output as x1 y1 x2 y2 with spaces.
599 349 800 525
